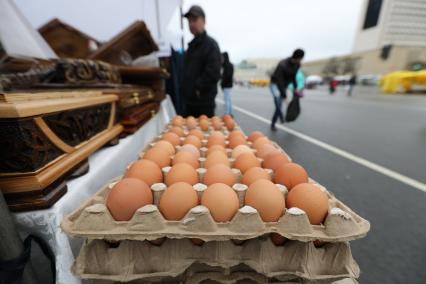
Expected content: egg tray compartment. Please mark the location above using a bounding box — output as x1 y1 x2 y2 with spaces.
72 237 359 283
62 176 370 242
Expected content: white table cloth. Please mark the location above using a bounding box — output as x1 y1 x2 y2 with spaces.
12 97 176 284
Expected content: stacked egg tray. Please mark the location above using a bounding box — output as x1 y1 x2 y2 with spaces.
72 238 359 283
62 120 369 283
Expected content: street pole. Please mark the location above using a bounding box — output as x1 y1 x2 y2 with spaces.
0 192 38 284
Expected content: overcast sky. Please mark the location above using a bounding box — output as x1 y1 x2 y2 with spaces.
14 0 364 63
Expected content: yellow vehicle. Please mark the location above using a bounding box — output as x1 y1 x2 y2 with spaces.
248 79 270 87
380 70 426 94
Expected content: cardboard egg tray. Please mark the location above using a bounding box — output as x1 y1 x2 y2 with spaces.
72 237 359 283
61 175 370 242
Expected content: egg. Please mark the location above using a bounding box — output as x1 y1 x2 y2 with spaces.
169 126 185 137
228 135 247 149
188 129 204 140
186 117 198 129
203 164 236 186
212 119 223 130
274 163 308 190
247 131 264 143
172 151 200 169
270 233 287 246
253 136 272 151
263 152 290 171
206 145 227 156
179 144 200 159
241 167 271 186
207 132 226 148
125 159 163 186
183 135 202 149
244 179 285 222
228 130 245 139
232 145 252 159
161 132 181 147
106 178 153 221
223 114 233 122
165 163 198 186
234 152 260 173
256 144 280 159
286 183 329 225
199 115 208 120
199 119 209 131
153 140 175 156
225 119 235 131
201 183 240 222
143 147 171 168
204 151 230 168
172 116 184 127
159 182 199 220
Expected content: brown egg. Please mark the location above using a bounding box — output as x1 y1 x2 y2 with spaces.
228 135 247 149
172 151 200 169
169 126 184 137
270 233 287 246
253 136 272 151
247 131 264 143
199 114 208 120
153 140 175 156
225 119 235 131
172 116 184 127
165 163 198 186
186 117 197 130
179 144 200 159
263 152 290 171
274 163 308 190
245 179 285 222
125 159 163 186
241 167 271 186
287 183 329 225
207 132 226 148
161 132 181 147
203 164 236 186
201 183 239 222
204 151 229 168
106 178 153 221
206 144 227 156
232 145 252 159
143 147 171 168
223 114 233 122
188 129 204 140
212 119 223 130
190 238 205 246
183 135 202 149
199 119 209 131
234 152 260 174
256 144 280 159
228 130 245 140
159 182 199 220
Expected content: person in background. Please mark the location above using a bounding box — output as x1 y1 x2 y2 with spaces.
347 74 357 96
181 5 221 117
329 79 337 95
269 48 305 131
221 52 234 116
288 69 305 97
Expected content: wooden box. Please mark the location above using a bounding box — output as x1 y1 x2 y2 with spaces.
0 90 123 211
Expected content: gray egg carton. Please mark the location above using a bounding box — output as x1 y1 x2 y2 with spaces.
61 174 370 242
72 238 359 283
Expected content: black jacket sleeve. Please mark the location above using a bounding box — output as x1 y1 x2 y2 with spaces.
274 65 287 98
195 42 221 93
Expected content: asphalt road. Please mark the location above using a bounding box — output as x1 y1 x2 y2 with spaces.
215 86 426 284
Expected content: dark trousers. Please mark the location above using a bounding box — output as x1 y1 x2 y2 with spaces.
185 103 215 118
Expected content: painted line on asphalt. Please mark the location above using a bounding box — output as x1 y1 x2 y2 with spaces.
217 99 426 193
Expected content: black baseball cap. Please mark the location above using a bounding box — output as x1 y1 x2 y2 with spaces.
183 5 205 18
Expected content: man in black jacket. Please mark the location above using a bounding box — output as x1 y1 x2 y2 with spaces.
269 49 305 130
182 5 221 117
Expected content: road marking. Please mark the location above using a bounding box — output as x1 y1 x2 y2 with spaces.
217 99 426 193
